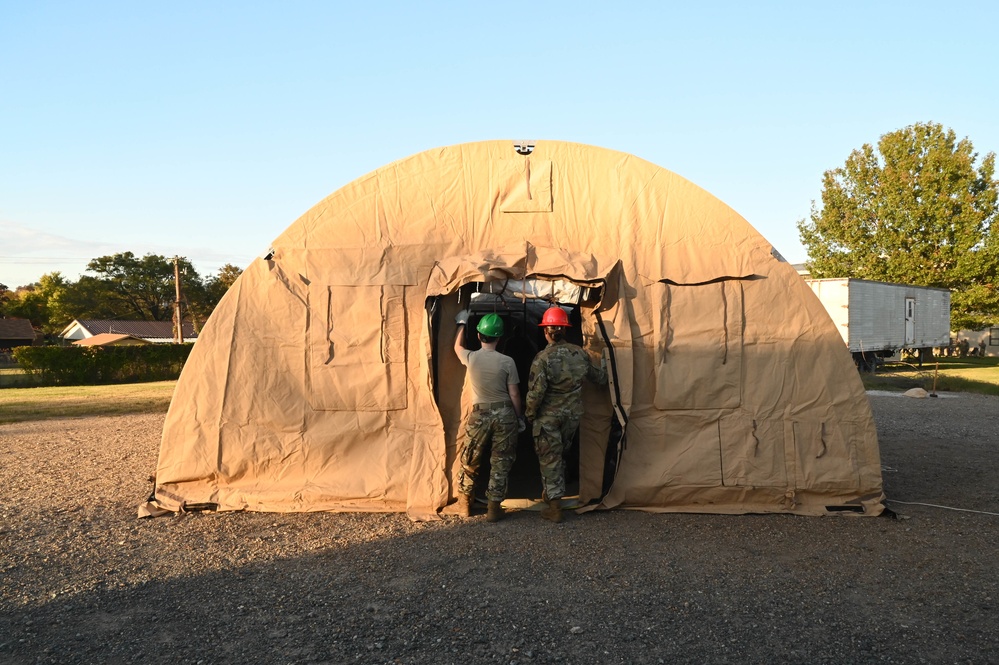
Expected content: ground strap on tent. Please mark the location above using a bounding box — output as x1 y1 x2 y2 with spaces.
885 499 999 517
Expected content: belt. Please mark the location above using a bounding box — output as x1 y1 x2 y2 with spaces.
472 401 513 411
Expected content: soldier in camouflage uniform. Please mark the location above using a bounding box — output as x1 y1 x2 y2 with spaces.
453 310 525 522
525 306 607 522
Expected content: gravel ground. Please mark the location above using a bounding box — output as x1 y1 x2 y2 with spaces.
1 393 997 664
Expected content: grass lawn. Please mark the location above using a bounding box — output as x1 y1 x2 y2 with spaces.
1 356 996 426
0 366 44 388
861 356 999 396
0 381 177 424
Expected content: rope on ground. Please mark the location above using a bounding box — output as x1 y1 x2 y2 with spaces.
885 499 999 517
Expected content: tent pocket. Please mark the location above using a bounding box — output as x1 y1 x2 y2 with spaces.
496 158 553 212
792 420 860 489
653 280 744 410
623 412 725 489
718 416 787 488
308 284 408 411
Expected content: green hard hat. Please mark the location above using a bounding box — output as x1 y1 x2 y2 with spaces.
476 313 504 337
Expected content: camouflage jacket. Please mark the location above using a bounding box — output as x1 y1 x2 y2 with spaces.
525 340 607 420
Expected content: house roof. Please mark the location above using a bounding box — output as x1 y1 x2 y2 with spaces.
62 319 199 340
72 333 151 347
0 318 36 341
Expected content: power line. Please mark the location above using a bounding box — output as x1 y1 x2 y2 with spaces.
885 499 999 517
0 256 93 262
0 255 247 264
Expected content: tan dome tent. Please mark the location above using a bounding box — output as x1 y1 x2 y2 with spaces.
140 140 884 520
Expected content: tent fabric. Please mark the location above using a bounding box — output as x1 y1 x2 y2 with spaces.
141 140 884 520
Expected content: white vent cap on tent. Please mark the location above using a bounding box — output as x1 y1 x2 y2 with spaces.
513 141 535 155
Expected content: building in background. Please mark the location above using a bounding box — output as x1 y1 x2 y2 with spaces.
71 333 151 347
0 318 37 351
60 320 198 344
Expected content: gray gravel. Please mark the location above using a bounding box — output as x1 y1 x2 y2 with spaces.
1 392 997 664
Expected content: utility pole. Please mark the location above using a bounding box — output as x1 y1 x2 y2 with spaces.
173 257 184 344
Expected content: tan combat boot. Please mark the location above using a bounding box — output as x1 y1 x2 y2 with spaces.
486 500 504 523
540 498 563 523
456 493 472 517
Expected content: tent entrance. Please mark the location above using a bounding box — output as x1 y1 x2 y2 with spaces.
428 276 615 505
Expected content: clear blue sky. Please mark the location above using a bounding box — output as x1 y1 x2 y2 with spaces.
2 1 997 288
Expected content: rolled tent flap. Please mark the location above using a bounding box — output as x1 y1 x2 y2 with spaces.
426 243 616 297
427 246 529 296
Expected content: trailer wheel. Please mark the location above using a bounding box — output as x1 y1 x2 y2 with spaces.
917 347 934 367
852 351 876 373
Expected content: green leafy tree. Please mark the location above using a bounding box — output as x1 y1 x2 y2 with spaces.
7 255 242 336
55 276 123 322
85 252 202 321
183 263 242 329
204 264 243 305
798 122 999 330
4 273 71 335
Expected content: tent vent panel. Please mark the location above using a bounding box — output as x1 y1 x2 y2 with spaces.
792 420 861 489
496 159 553 212
640 413 724 487
653 280 744 410
718 416 787 488
308 284 408 411
181 502 219 512
513 140 535 155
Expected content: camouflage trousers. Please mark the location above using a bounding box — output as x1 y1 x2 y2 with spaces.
457 405 518 502
532 409 581 501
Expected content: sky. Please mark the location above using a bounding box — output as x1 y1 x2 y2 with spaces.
2 1 997 289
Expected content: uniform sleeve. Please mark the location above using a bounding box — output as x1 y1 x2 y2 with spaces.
586 357 608 386
525 356 547 420
505 356 520 385
456 348 472 367
573 346 607 386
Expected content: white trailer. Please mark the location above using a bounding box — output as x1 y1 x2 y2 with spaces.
804 278 951 368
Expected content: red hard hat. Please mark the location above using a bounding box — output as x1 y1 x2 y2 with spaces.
540 306 570 327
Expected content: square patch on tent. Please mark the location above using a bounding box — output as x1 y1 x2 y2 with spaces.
792 420 861 490
718 416 787 488
653 280 744 410
308 284 408 411
497 159 553 212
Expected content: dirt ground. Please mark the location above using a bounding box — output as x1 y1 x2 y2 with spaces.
1 393 997 664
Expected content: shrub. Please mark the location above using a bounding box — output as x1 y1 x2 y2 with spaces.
12 344 193 386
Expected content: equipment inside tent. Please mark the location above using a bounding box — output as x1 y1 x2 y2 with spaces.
140 140 884 520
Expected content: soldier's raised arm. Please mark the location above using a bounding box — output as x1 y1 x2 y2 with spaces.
586 350 608 386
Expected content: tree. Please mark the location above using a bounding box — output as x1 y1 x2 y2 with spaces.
203 264 243 307
3 273 72 335
798 122 999 330
56 276 123 322
6 255 243 336
85 252 203 321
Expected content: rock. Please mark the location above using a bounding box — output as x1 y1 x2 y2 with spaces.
903 387 929 398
